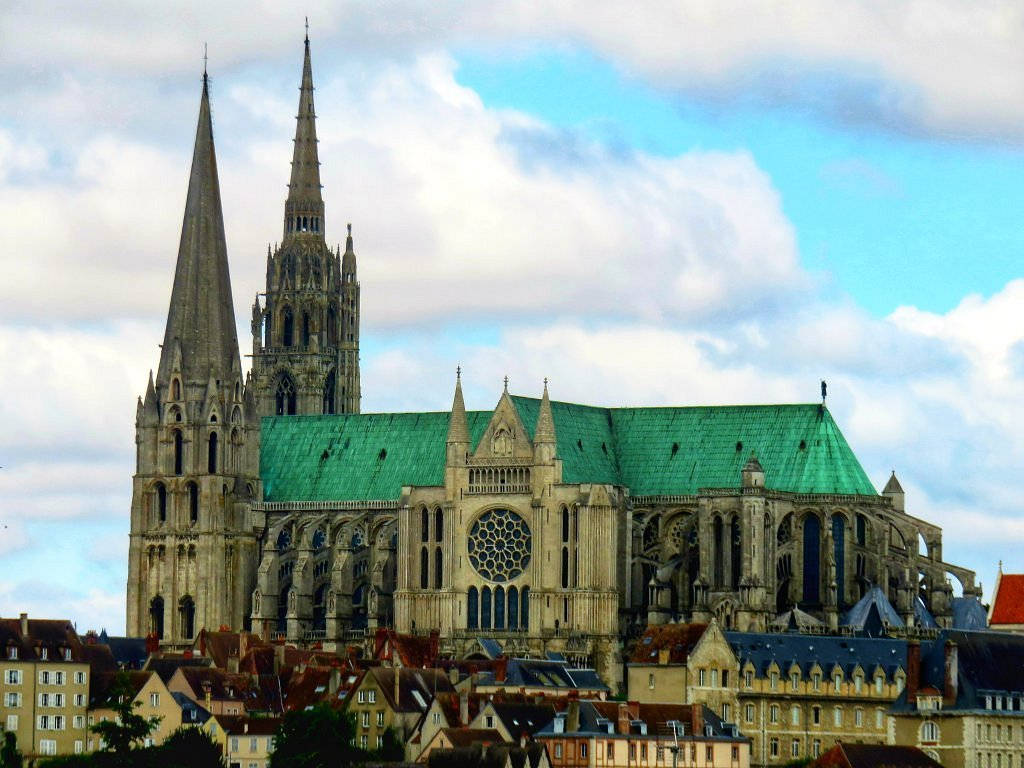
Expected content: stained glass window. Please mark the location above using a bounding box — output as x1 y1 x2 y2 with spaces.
467 509 531 582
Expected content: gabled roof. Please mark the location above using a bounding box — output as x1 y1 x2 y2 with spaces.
261 399 877 502
630 623 709 664
359 667 455 714
813 743 941 768
477 659 610 693
772 607 824 632
439 728 505 748
842 586 904 636
143 654 214 683
489 702 557 736
89 671 153 708
952 596 988 630
0 617 85 662
990 573 1024 625
373 627 439 668
725 631 906 681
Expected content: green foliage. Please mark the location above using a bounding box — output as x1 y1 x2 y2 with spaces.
371 727 404 762
156 727 224 768
0 732 22 768
35 757 94 768
88 672 160 766
269 704 362 768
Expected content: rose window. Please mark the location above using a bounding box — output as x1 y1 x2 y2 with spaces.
467 509 531 582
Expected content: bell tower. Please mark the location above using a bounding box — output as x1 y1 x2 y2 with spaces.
126 71 261 646
250 31 361 417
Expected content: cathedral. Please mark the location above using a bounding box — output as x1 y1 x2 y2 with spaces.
126 35 979 685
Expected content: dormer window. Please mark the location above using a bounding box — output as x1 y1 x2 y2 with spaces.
7 647 17 660
64 648 72 661
41 648 48 661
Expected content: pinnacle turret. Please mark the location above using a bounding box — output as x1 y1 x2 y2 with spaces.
283 32 324 239
534 378 556 446
447 368 470 447
156 72 240 390
342 223 357 279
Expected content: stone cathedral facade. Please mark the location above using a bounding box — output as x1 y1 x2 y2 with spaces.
127 36 979 685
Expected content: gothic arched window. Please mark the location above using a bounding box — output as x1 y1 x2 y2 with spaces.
155 483 167 523
494 587 505 630
521 587 530 629
434 546 443 589
179 595 195 640
187 482 199 525
322 369 336 415
421 508 429 543
171 378 181 400
275 375 297 416
434 508 443 541
561 506 569 543
149 596 164 639
508 586 519 630
301 313 310 347
207 432 218 474
467 587 478 629
173 430 183 476
561 547 569 589
313 585 327 632
481 587 492 629
282 307 294 347
803 515 822 604
420 547 429 589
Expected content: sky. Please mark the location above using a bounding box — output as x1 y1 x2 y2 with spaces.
2 1 1024 634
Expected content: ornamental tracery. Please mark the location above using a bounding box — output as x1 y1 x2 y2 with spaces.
467 509 531 582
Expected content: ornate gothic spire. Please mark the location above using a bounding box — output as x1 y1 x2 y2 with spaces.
447 368 470 447
157 72 240 388
283 31 324 239
534 378 556 445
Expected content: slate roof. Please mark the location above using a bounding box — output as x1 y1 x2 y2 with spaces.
897 630 1024 711
476 658 610 693
0 617 85 662
489 701 557 736
841 586 905 636
725 631 906 681
438 728 505 748
357 667 455 714
990 573 1024 625
262 399 876 501
952 596 989 631
143 654 214 683
89 671 152 708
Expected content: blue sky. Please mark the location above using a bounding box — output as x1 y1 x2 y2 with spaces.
2 2 1024 633
455 46 1024 317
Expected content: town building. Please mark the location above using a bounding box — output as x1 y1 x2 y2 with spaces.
204 714 279 768
891 630 1024 768
88 670 188 749
534 700 749 768
125 29 979 689
0 614 90 760
809 742 942 768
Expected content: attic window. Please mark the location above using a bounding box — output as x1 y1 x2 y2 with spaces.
736 441 743 452
671 442 679 456
378 448 387 461
799 440 806 450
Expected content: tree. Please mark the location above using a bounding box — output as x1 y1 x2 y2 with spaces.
89 672 161 766
269 704 361 768
0 732 22 768
157 727 224 768
372 728 404 762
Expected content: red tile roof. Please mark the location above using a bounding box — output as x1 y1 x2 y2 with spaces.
629 623 709 664
990 574 1024 625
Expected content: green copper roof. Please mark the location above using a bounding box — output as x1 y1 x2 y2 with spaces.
261 398 877 502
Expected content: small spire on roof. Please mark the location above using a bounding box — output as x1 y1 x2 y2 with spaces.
503 375 509 393
305 16 309 43
821 379 827 404
456 365 461 380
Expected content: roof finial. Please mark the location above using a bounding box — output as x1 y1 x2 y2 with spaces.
821 379 827 404
456 365 461 380
305 16 309 43
503 376 509 393
202 43 208 90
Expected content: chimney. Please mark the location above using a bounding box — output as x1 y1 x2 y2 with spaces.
690 704 704 737
199 628 207 656
906 641 920 705
394 668 401 709
329 668 340 696
943 640 959 706
617 702 630 734
239 632 249 661
449 666 459 686
19 613 28 637
460 691 469 725
202 680 212 711
658 647 670 666
567 701 580 732
495 656 508 683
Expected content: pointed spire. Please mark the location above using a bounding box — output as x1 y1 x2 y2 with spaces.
342 222 356 278
157 71 240 388
447 367 469 446
284 29 324 239
534 378 556 445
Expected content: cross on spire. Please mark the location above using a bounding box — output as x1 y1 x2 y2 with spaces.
503 376 509 392
202 43 208 76
456 365 461 380
305 16 309 42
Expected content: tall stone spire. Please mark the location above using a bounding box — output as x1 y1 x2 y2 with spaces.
447 368 470 447
283 30 324 239
157 72 240 388
534 378 556 445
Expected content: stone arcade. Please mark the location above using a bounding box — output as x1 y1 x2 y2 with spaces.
127 35 978 685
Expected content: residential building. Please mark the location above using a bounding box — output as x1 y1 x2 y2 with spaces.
535 700 749 768
425 742 549 768
0 614 90 760
890 630 1024 768
417 728 506 762
344 666 455 756
473 658 610 700
88 670 185 748
204 715 279 768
